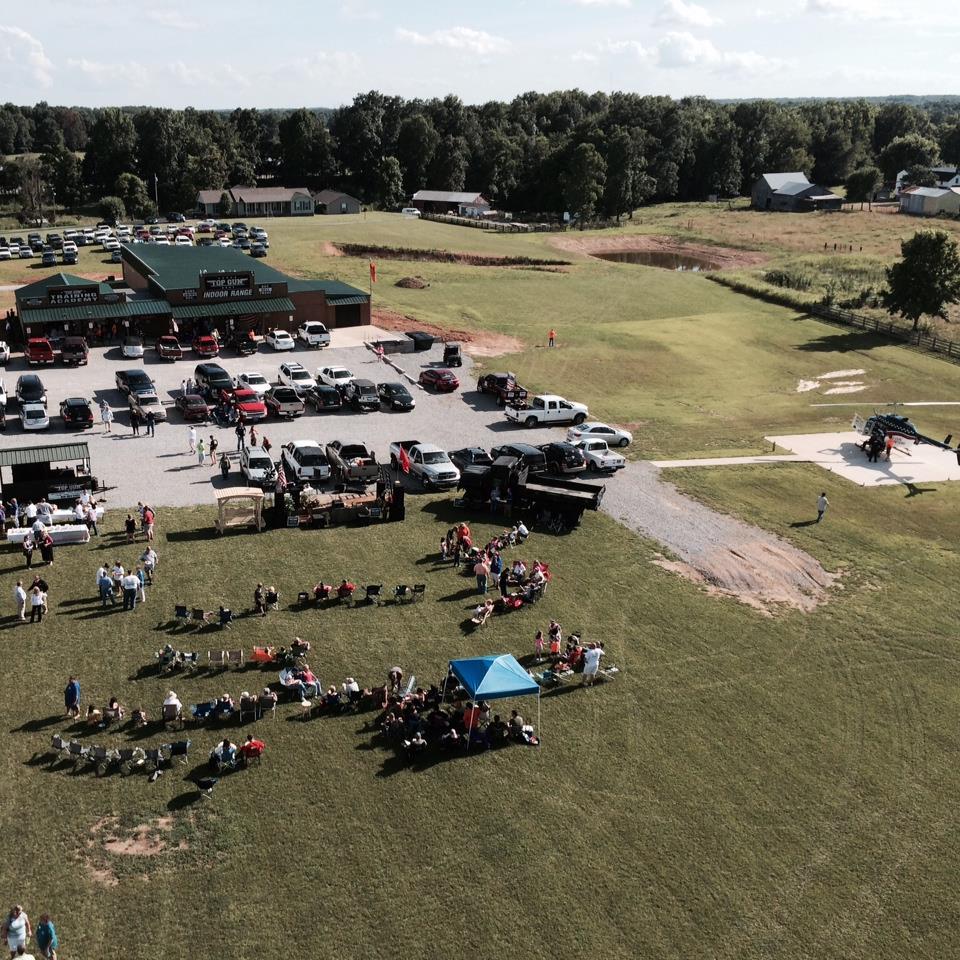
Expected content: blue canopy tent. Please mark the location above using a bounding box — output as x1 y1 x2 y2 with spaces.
446 654 541 746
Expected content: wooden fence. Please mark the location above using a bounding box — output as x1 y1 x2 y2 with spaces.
419 212 622 233
709 275 960 366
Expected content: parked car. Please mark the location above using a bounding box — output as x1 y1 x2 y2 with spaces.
174 393 210 421
264 329 295 351
235 371 271 397
297 321 331 348
16 374 47 407
388 441 459 488
240 445 276 488
229 332 259 356
325 440 379 482
41 250 57 267
306 384 342 412
193 362 232 398
377 382 415 411
221 387 267 422
264 386 305 418
566 421 633 447
477 371 528 406
115 369 155 397
573 438 626 472
418 368 460 392
342 378 380 411
25 338 55 365
505 394 588 428
20 402 50 431
538 441 587 474
448 447 493 472
0 341 9 364
281 440 330 482
317 365 355 391
59 397 94 429
249 243 267 258
167 212 186 222
121 335 145 358
155 335 183 361
490 442 549 474
192 334 219 358
278 362 316 395
60 336 89 366
128 391 167 422
61 250 78 265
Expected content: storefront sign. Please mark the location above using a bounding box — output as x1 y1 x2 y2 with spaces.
202 271 253 300
47 285 99 306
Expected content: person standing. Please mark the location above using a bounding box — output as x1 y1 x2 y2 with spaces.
220 453 230 480
121 570 139 611
124 514 137 543
548 328 556 348
234 421 245 452
135 566 147 604
534 629 545 662
208 435 219 469
143 505 155 541
474 555 490 595
3 905 31 956
816 492 829 523
188 426 197 454
141 546 158 584
884 432 895 461
98 569 116 607
29 585 44 622
21 534 34 570
249 424 258 447
38 532 54 566
197 438 206 466
100 401 112 433
64 676 81 717
130 409 140 436
582 642 603 686
145 410 156 437
13 580 26 621
35 914 58 960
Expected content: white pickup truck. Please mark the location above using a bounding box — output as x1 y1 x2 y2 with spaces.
505 394 589 428
389 440 461 488
297 322 331 348
574 438 626 473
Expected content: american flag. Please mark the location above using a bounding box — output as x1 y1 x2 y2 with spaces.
276 462 288 491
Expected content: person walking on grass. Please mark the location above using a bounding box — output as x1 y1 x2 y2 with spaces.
35 914 58 960
548 328 556 348
188 426 197 454
64 677 81 718
3 905 31 957
816 492 829 523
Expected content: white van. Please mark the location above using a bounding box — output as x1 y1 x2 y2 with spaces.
401 207 421 218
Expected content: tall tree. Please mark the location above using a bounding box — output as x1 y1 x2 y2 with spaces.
277 109 335 187
374 156 404 209
845 166 882 208
396 113 439 194
114 173 155 219
883 230 960 331
563 142 606 221
41 147 84 211
603 127 655 218
878 134 939 180
82 108 138 199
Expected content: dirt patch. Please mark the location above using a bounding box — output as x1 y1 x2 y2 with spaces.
395 275 430 289
335 243 570 269
87 864 119 887
89 814 184 858
319 242 343 257
550 234 767 270
373 308 523 358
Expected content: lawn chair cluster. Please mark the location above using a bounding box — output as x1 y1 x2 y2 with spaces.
49 733 190 777
307 582 426 607
157 644 201 674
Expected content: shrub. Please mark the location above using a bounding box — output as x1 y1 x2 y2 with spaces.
763 269 812 291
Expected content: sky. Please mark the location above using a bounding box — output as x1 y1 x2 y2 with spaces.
0 0 954 109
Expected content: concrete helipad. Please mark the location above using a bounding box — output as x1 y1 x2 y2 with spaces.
766 431 960 486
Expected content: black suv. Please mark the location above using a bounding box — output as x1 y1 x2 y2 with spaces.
16 374 47 407
538 441 587 474
194 362 233 398
342 378 380 412
490 442 548 474
306 384 342 412
115 369 155 396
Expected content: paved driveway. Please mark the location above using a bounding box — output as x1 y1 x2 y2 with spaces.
0 336 573 508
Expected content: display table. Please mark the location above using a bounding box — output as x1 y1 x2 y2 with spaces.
6 524 91 545
305 491 383 526
35 508 104 526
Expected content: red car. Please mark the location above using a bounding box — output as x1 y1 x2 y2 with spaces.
192 334 219 358
418 368 460 392
156 335 183 361
221 387 267 421
25 337 55 365
174 394 210 421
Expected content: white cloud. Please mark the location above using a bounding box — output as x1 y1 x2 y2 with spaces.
0 26 53 88
283 51 363 83
571 50 599 62
395 26 510 55
340 0 380 21
145 10 199 30
804 0 900 21
68 58 149 86
656 0 721 28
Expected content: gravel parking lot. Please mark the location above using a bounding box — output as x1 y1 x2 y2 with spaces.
0 331 570 509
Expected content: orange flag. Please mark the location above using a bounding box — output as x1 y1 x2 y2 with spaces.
369 261 377 283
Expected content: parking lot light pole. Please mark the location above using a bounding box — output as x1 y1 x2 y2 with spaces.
153 173 159 212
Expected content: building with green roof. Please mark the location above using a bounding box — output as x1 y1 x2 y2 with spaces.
15 246 369 342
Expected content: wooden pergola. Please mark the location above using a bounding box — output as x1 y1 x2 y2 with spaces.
214 487 265 534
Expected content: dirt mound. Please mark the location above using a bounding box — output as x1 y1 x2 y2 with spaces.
550 234 767 270
373 309 522 358
336 243 570 268
396 275 430 289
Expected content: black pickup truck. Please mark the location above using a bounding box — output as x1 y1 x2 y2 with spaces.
476 372 528 407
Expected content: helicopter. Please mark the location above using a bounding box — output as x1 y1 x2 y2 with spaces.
854 410 960 463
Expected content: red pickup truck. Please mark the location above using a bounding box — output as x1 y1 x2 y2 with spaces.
25 337 55 365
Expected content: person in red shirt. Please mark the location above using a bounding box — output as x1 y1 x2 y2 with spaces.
239 735 265 767
337 579 356 600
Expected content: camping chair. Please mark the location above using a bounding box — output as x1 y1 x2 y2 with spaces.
118 747 147 776
218 608 234 629
90 745 119 777
402 675 416 698
365 584 383 606
337 587 355 607
238 695 259 722
145 746 168 772
49 733 67 760
67 740 89 769
251 646 276 665
162 702 184 729
258 692 278 720
314 583 332 603
208 649 226 668
412 583 426 602
181 652 200 672
598 665 620 682
226 649 245 668
297 591 311 607
192 607 213 626
167 739 191 764
174 604 189 624
190 701 217 725
196 775 218 800
393 584 411 603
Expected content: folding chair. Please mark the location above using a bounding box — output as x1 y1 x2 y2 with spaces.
67 740 89 769
118 747 146 775
196 775 218 800
167 740 191 764
181 652 200 672
174 604 189 623
226 649 244 668
251 646 276 664
238 696 258 722
258 694 278 721
365 584 383 606
402 676 416 697
162 702 183 729
90 745 119 777
145 746 168 772
49 733 68 763
412 583 426 602
192 608 213 626
297 591 311 606
470 606 492 629
314 583 331 603
393 584 410 603
208 649 226 668
338 588 355 607
218 608 234 629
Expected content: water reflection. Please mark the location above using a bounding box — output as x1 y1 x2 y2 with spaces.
594 250 717 271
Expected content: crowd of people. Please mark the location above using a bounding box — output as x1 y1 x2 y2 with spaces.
3 493 104 541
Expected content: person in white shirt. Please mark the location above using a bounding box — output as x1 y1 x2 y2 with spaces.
24 501 37 521
121 572 139 610
582 643 604 685
13 580 26 620
141 547 158 583
3 905 31 954
516 520 529 541
163 690 182 709
86 504 99 536
111 562 124 592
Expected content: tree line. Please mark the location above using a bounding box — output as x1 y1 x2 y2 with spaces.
2 94 960 222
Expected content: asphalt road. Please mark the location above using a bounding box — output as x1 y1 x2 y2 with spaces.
0 333 572 509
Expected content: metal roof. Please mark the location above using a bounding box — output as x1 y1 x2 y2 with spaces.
15 273 114 302
759 172 810 190
412 190 488 204
19 302 134 325
286 279 368 297
775 181 817 197
171 297 295 319
0 442 89 467
326 295 368 306
231 186 311 203
314 189 360 205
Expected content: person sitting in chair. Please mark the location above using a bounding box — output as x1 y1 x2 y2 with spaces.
86 704 102 727
210 738 237 771
404 729 427 760
324 686 342 710
215 693 235 717
239 734 265 767
515 520 529 542
131 706 149 728
297 666 321 699
337 579 356 601
313 582 331 602
488 714 510 746
342 677 360 701
259 687 278 713
387 666 404 694
104 696 124 724
265 586 280 609
291 636 311 658
509 710 525 740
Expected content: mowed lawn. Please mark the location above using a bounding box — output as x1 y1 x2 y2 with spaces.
3 474 960 959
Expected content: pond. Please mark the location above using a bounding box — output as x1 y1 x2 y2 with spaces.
594 250 717 271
